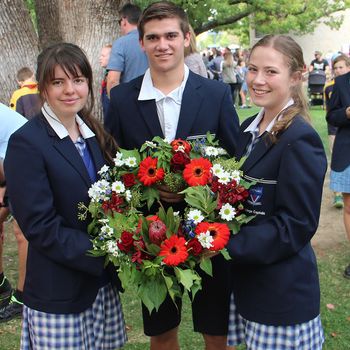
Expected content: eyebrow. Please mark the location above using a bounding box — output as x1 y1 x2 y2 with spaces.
145 31 179 39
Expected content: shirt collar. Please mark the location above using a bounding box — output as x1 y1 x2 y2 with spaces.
138 65 189 103
244 99 294 134
41 102 95 140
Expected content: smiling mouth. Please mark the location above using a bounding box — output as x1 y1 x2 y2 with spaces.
61 99 79 104
253 88 270 95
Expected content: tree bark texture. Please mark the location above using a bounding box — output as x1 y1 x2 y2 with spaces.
35 0 130 120
0 0 38 104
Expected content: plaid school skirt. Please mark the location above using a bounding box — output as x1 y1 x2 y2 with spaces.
20 283 127 350
227 294 324 350
330 165 350 193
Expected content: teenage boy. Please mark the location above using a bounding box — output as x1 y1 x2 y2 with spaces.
105 2 239 349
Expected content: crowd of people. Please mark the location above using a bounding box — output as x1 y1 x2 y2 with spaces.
0 1 349 349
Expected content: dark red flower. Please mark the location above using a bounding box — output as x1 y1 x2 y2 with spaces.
187 239 203 256
148 220 167 245
122 173 136 187
117 231 134 252
183 158 212 186
138 157 165 186
101 193 124 213
170 152 191 172
170 139 191 154
159 235 189 266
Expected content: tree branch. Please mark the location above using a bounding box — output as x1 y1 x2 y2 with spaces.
194 9 252 34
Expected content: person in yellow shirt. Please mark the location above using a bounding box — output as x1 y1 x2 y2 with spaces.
10 67 41 119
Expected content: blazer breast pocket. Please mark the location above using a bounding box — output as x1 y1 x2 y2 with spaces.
244 175 277 217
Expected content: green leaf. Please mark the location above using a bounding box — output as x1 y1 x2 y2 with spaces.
220 248 231 261
174 267 197 291
138 276 168 313
199 258 213 276
141 186 159 210
119 148 141 163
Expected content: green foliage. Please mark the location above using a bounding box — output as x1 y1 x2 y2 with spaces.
135 0 348 44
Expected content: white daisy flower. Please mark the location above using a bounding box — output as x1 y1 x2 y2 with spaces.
112 181 125 193
125 189 132 201
113 152 124 167
197 231 214 249
106 240 120 257
187 209 204 224
217 171 232 184
231 170 241 184
217 147 228 156
124 157 137 167
101 225 114 238
204 146 219 157
88 179 110 201
219 203 236 221
98 165 109 175
145 141 157 148
211 164 224 177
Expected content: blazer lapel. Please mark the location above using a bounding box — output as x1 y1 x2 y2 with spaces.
86 137 105 175
241 133 274 173
175 73 203 139
53 137 92 187
236 132 252 160
134 80 164 138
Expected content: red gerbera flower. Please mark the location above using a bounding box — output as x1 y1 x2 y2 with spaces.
170 139 191 154
183 158 212 186
195 222 230 251
159 235 189 266
138 156 165 186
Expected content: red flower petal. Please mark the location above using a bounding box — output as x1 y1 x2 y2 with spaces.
159 235 189 266
138 156 165 186
195 222 230 251
183 158 212 186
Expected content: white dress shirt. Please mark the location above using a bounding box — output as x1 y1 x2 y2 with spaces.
138 65 189 142
42 102 95 140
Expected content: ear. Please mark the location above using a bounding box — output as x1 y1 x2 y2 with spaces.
139 38 146 52
184 31 190 48
290 71 302 87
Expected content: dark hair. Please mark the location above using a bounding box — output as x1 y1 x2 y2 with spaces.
17 67 34 82
138 1 189 40
120 3 142 25
250 34 309 140
36 42 117 163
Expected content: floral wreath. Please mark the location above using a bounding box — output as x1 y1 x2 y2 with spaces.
79 134 254 313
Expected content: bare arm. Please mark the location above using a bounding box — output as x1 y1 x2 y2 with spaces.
107 70 122 97
0 159 4 183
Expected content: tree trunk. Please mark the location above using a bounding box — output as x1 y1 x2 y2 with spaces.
0 0 38 104
35 0 131 120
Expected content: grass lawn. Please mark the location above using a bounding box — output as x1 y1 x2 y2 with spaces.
1 106 349 349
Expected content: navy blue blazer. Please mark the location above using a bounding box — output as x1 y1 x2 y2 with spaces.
4 114 108 314
105 71 239 313
327 71 350 171
105 71 239 155
227 115 327 325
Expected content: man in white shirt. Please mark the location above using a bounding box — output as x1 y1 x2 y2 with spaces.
105 2 239 349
